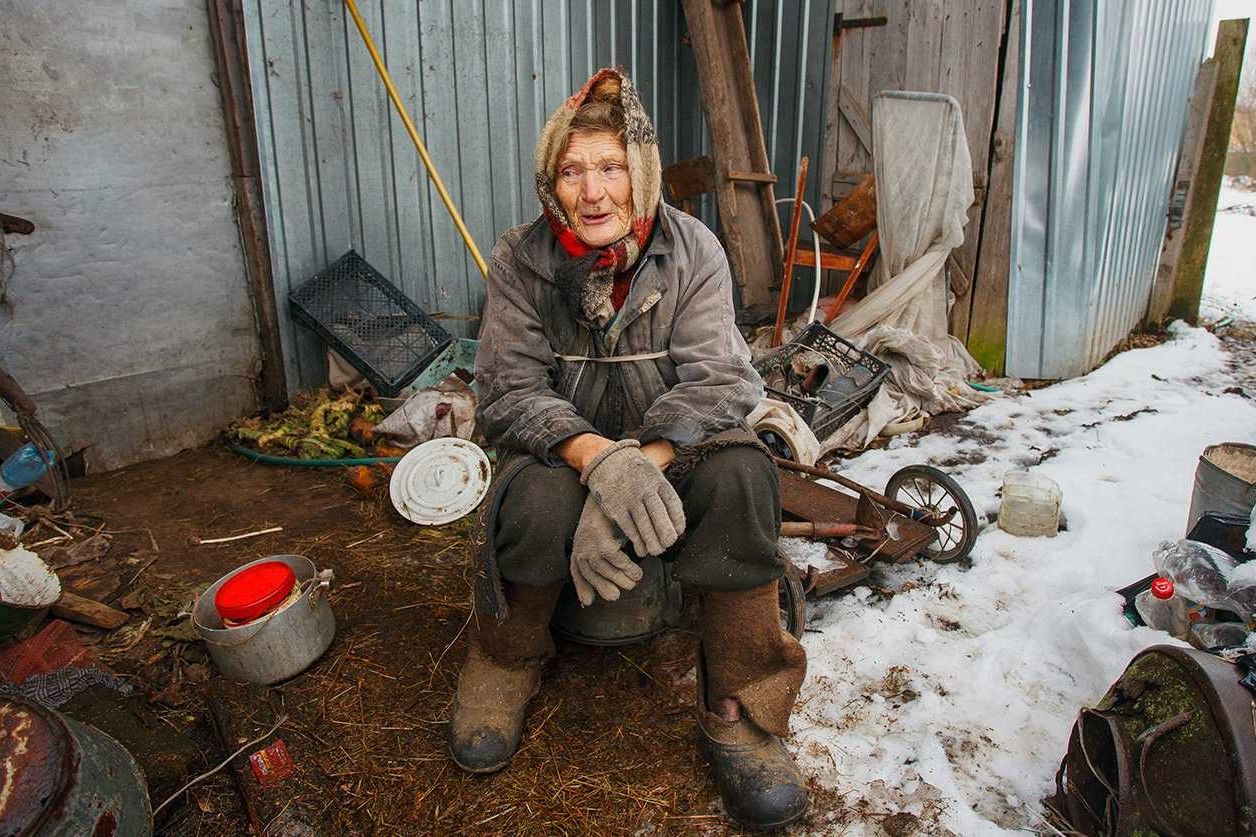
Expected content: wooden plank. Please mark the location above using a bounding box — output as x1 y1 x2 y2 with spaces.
942 0 1005 340
52 592 129 630
964 0 1021 373
1146 59 1219 326
821 12 844 208
904 0 944 91
681 0 784 314
1166 18 1249 325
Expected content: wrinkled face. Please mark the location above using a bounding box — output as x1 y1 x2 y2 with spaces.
555 131 633 248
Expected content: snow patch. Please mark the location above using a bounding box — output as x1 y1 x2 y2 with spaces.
792 323 1256 833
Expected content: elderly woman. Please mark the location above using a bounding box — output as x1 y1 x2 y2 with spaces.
449 69 808 828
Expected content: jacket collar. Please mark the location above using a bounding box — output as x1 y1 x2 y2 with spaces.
515 202 679 281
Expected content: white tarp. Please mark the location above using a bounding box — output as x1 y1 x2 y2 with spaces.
823 92 990 452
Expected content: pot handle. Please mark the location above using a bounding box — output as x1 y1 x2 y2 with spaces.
308 569 335 607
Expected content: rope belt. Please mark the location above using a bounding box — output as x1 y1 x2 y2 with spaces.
554 350 668 363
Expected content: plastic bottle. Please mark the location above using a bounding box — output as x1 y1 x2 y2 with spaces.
0 443 54 496
1152 539 1237 612
1135 577 1190 638
997 471 1062 537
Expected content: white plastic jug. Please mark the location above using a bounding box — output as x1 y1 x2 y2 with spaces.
998 471 1062 537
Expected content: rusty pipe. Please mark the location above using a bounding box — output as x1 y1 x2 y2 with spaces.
780 521 882 539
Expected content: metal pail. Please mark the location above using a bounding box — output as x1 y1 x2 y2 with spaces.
193 554 335 685
551 555 684 646
1187 443 1256 534
0 697 152 836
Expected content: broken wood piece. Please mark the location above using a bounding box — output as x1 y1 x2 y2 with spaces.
0 212 35 235
195 526 282 545
663 155 716 216
52 591 129 630
811 172 876 248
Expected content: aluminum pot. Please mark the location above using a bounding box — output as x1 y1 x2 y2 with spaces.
193 554 335 685
0 697 152 836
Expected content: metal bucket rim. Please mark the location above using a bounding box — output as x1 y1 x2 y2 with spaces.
193 554 317 640
1199 443 1256 488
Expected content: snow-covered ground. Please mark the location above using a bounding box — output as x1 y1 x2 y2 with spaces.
787 323 1256 834
1200 178 1256 321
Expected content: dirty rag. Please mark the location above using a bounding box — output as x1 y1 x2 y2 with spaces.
823 92 990 450
374 374 477 448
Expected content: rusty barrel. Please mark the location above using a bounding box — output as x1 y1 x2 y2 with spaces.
0 697 152 836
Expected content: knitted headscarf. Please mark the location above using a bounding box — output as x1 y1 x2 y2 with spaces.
534 68 662 328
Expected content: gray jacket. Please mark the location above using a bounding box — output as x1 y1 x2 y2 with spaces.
475 203 763 462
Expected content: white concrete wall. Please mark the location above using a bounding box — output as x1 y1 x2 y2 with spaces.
0 2 260 470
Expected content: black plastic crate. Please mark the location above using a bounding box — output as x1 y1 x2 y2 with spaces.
288 250 452 397
752 322 889 439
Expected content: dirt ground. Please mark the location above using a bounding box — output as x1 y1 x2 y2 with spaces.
30 319 1251 836
49 445 845 836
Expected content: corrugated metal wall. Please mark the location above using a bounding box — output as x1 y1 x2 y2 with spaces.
244 1 831 390
1007 0 1212 379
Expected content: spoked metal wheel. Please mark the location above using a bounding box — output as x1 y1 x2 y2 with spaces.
778 559 807 638
884 465 978 564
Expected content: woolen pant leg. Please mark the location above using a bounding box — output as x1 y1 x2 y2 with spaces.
669 447 783 592
493 462 585 587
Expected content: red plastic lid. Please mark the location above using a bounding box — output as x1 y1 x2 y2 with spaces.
215 561 297 623
1151 577 1175 600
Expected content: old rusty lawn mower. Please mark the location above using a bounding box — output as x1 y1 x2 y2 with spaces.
772 457 979 638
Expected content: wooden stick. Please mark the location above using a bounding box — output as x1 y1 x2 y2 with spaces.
195 526 282 545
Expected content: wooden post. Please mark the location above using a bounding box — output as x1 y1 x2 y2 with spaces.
1166 18 1249 324
206 0 289 411
964 0 1021 374
681 0 783 316
1146 59 1219 326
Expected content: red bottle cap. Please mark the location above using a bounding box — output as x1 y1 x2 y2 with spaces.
215 561 297 623
1150 577 1175 600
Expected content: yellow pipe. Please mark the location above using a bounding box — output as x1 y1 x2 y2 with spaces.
343 0 488 278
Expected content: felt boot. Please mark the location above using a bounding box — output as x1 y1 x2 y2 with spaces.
698 582 809 829
448 581 562 773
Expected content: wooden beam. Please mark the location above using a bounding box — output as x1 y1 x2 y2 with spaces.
964 0 1020 374
681 0 784 314
1146 59 1218 326
206 0 289 411
1166 18 1249 324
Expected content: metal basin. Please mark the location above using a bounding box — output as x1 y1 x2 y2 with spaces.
0 697 151 836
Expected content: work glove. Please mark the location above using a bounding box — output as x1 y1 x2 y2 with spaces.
570 497 644 606
580 438 686 557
